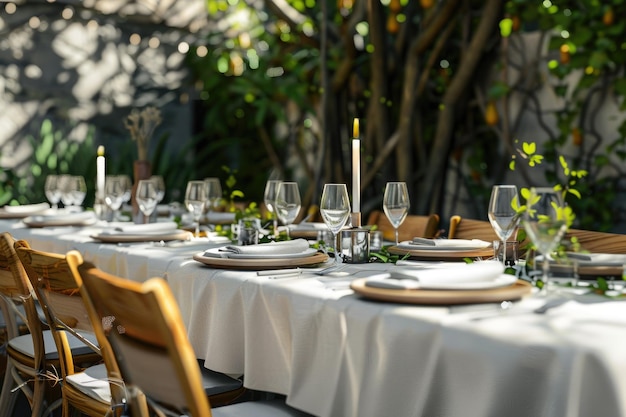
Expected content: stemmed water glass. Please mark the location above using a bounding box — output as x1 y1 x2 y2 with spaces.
185 180 207 237
44 175 62 209
58 175 74 208
135 179 158 223
204 177 222 216
120 175 133 208
320 184 351 264
71 176 87 208
59 175 86 210
264 180 281 237
104 176 126 221
151 175 166 204
275 181 301 239
383 182 410 245
488 185 521 265
522 187 568 291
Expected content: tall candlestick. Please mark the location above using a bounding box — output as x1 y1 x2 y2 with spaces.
96 145 105 202
352 118 360 215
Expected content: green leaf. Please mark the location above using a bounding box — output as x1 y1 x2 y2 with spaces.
568 189 582 199
522 142 536 155
231 190 244 199
568 27 593 46
588 51 609 69
614 78 626 97
487 81 511 99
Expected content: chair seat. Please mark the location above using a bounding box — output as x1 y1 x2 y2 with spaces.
212 399 313 416
65 363 112 404
198 360 243 397
7 329 99 360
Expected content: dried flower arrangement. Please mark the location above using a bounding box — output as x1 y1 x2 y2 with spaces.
124 106 162 161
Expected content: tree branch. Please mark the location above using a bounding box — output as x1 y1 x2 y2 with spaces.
417 0 503 214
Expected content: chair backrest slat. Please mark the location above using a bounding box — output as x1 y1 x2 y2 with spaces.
565 228 626 254
367 210 440 241
78 263 213 417
448 215 501 242
15 242 127 410
0 232 46 368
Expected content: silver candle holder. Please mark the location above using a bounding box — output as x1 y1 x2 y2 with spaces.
340 212 370 264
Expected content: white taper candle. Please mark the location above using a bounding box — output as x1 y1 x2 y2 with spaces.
96 146 105 202
352 118 360 214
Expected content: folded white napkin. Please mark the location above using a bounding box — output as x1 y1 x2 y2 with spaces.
561 252 626 266
365 260 504 290
112 221 179 234
290 222 329 230
29 211 96 223
3 202 50 214
408 238 491 248
206 212 236 223
217 238 310 255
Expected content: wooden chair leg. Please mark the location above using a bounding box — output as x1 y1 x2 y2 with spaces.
0 361 18 416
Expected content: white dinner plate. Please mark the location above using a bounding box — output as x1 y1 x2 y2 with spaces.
351 278 532 305
388 245 494 261
193 251 328 270
202 247 319 259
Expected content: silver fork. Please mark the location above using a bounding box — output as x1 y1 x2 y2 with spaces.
468 298 568 321
315 264 346 276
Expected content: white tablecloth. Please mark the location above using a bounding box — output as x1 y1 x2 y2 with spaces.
3 219 626 417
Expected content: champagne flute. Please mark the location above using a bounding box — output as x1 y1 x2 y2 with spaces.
275 182 301 239
185 180 207 237
522 187 568 291
383 182 410 245
488 185 521 265
264 180 281 237
44 175 62 209
320 184 351 264
104 176 125 221
136 179 158 223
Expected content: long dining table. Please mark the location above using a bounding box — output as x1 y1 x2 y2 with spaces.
2 217 626 417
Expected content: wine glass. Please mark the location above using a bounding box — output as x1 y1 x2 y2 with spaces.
44 175 62 209
104 176 126 221
185 180 208 237
522 187 568 291
58 175 74 208
135 179 158 223
275 182 301 239
71 176 87 208
488 185 521 265
264 180 281 237
151 175 166 204
383 182 410 245
119 175 133 206
204 177 222 215
320 184 351 264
